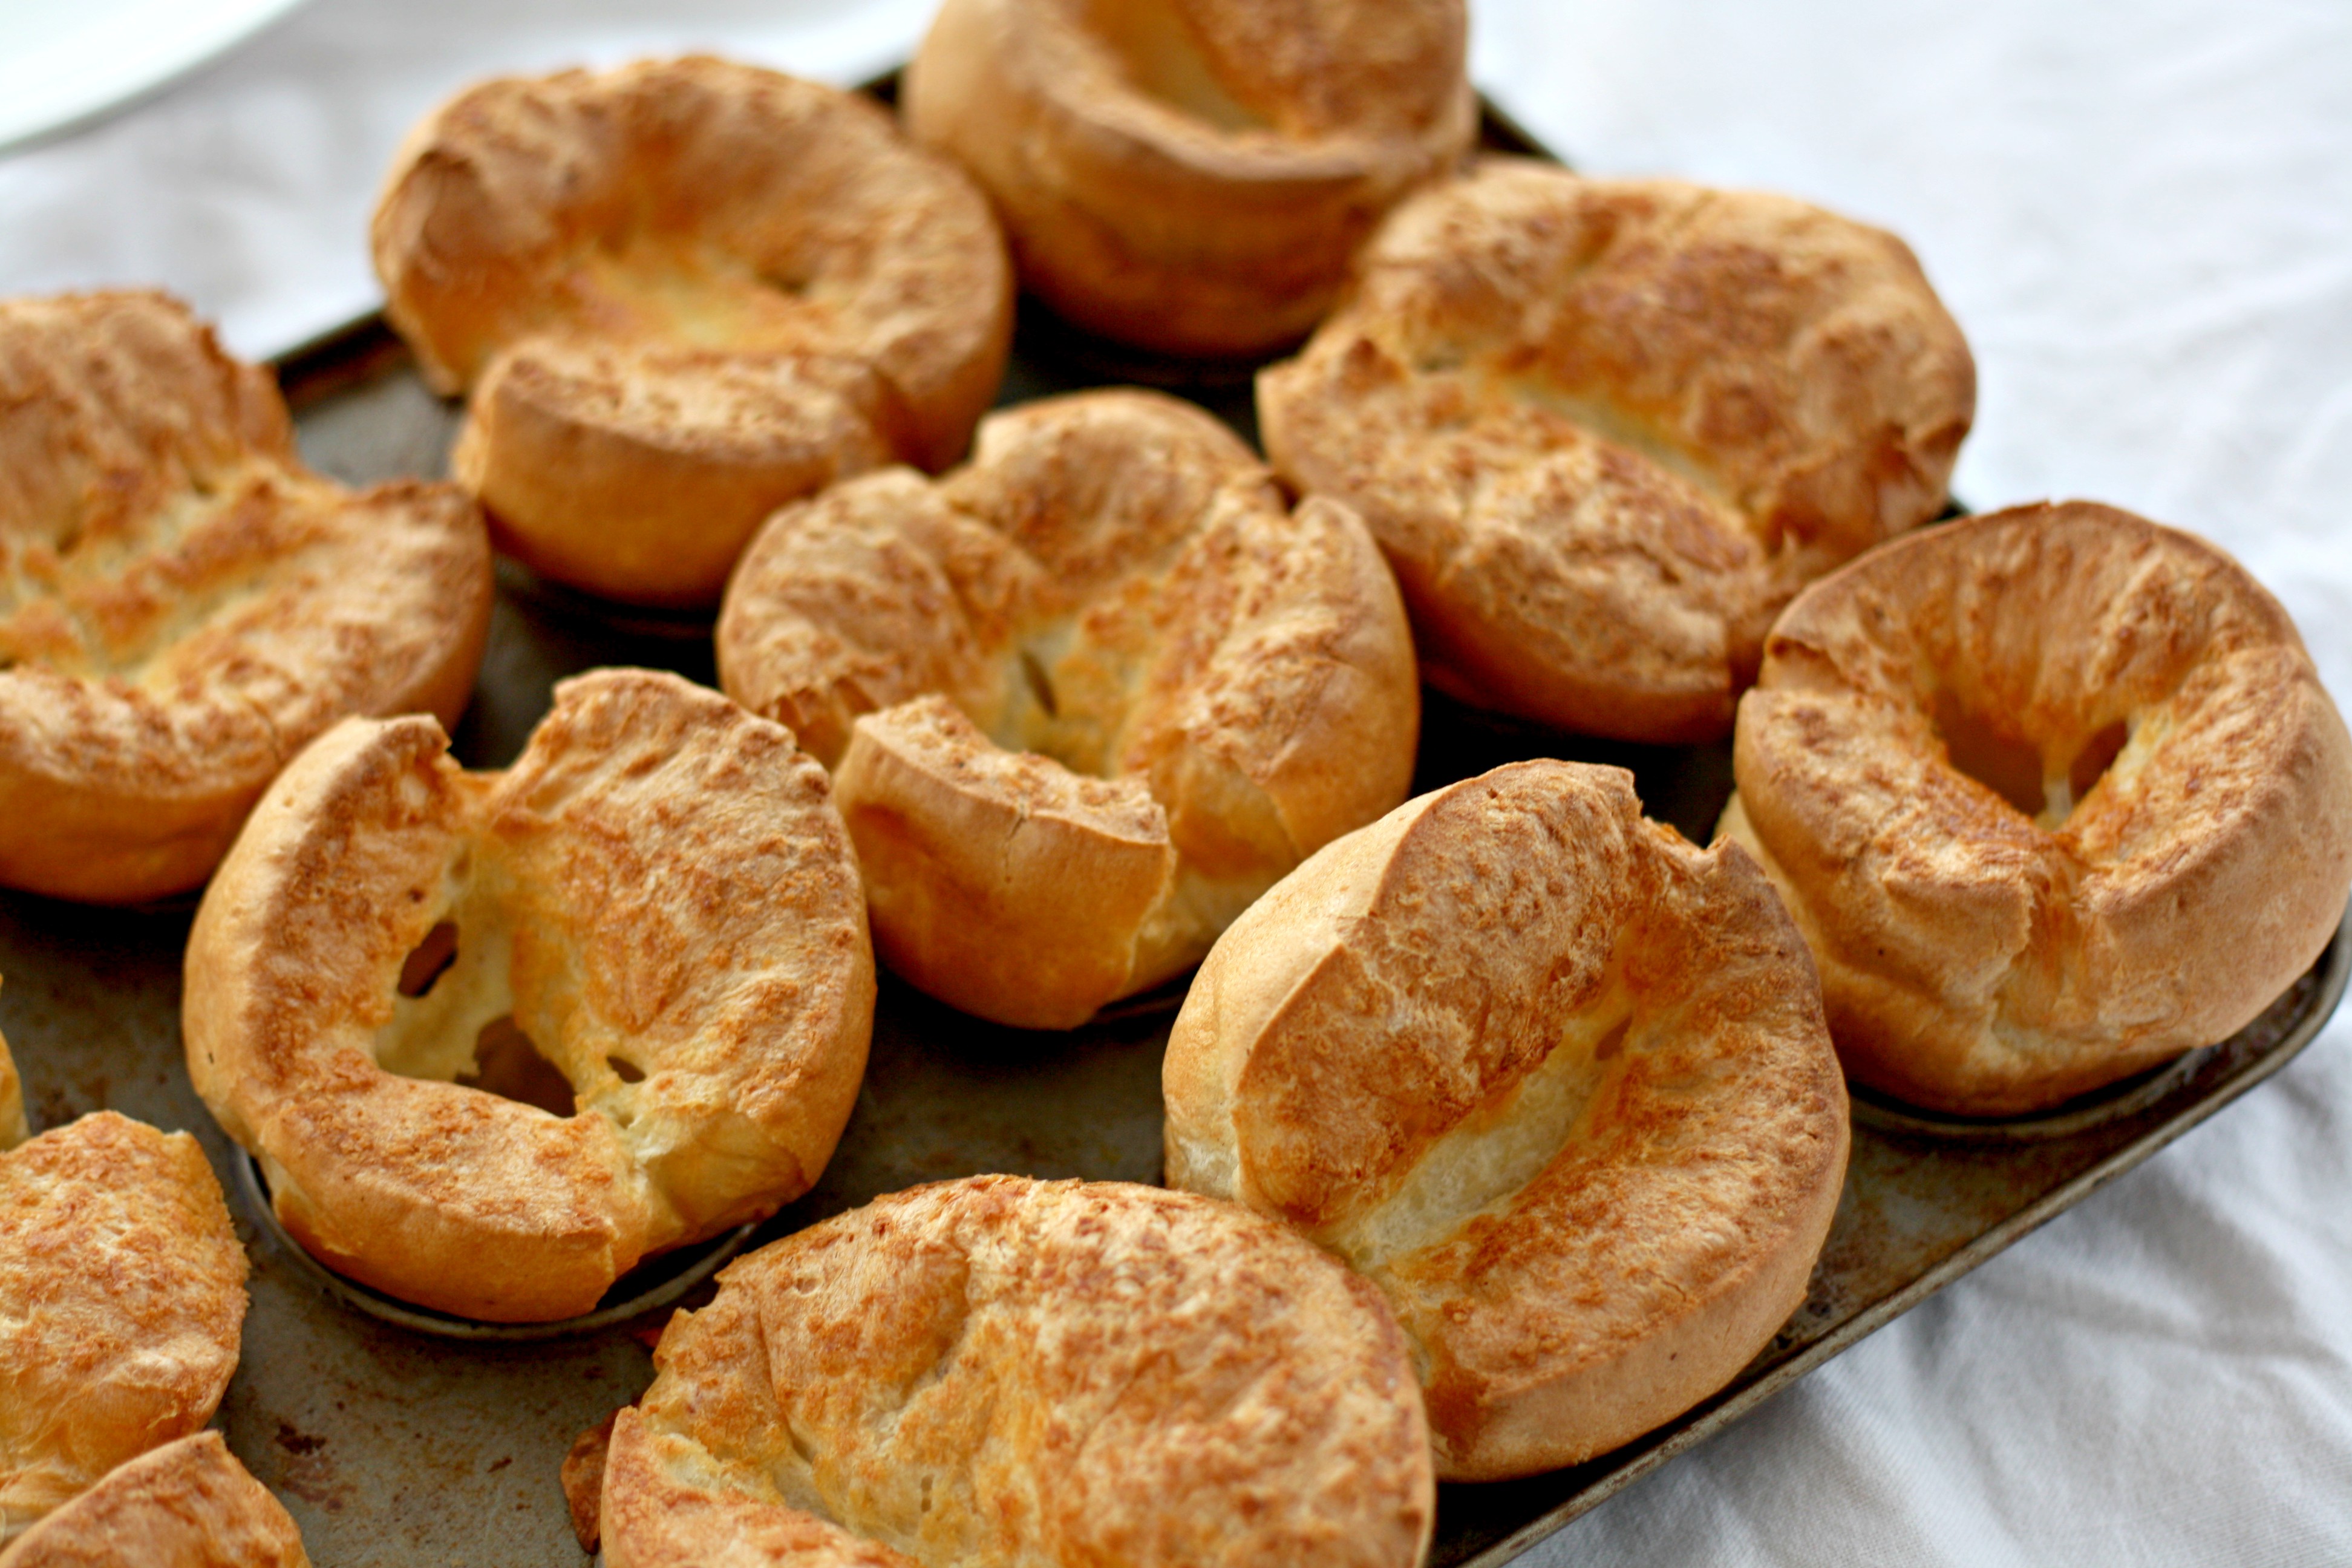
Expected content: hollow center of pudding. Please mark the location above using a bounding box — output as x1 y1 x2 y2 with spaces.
568 238 833 355
1085 0 1272 134
1500 380 1742 517
983 609 1145 782
460 1016 579 1119
1325 998 1633 1276
376 887 596 1120
1932 690 2131 830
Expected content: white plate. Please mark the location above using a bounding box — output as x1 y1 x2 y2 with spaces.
0 0 312 154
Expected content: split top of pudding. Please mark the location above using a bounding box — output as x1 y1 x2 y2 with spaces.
1164 760 1849 1480
1259 159 1975 743
718 388 1419 1029
0 290 491 903
183 668 875 1322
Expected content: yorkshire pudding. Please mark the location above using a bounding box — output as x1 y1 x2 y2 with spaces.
0 1113 248 1538
0 1434 307 1568
598 1176 1434 1568
1163 760 1849 1480
1258 159 1975 743
717 388 1419 1029
183 668 875 1322
0 290 492 904
903 0 1474 358
1723 501 2352 1117
373 56 1013 608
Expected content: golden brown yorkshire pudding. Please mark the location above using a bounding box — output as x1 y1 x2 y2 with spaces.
1163 761 1849 1481
373 56 1013 608
183 668 875 1323
1259 159 1976 743
903 0 1474 358
1723 501 2352 1118
597 1176 1434 1568
717 389 1419 1030
0 1434 308 1568
0 1113 248 1538
0 291 492 904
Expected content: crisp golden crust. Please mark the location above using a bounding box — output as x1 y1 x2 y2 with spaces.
1164 762 1849 1479
1258 160 1975 743
561 1416 616 1554
183 668 875 1322
0 1434 307 1568
601 1177 1434 1568
0 1114 249 1538
905 0 1474 357
719 390 1419 1028
0 291 492 903
1726 501 2352 1116
374 56 1013 607
834 697 1181 1029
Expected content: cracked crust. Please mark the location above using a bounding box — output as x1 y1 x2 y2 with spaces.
0 1114 249 1538
1724 501 2352 1115
599 1176 1434 1568
374 56 1013 606
1163 761 1848 1479
183 668 875 1322
904 0 1474 357
1258 159 1975 742
0 1433 307 1568
0 291 492 903
718 389 1419 1028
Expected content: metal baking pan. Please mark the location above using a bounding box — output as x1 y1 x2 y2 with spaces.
2 90 2343 1568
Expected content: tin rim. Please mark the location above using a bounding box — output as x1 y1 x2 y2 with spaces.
1844 1044 2218 1143
233 1152 756 1342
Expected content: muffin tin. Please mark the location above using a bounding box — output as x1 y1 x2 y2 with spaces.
0 91 2341 1568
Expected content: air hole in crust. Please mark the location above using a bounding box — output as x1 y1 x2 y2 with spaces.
1593 1016 1632 1062
397 921 460 998
2068 720 2130 803
606 1056 646 1084
1932 691 2046 819
460 1016 578 1118
1019 647 1059 718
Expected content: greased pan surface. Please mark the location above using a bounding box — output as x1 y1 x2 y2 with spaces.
0 96 2339 1568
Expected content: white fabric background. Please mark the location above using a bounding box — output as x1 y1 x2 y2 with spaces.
4 2 2347 1563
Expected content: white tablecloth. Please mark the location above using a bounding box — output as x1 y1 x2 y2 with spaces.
5 2 2347 1563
